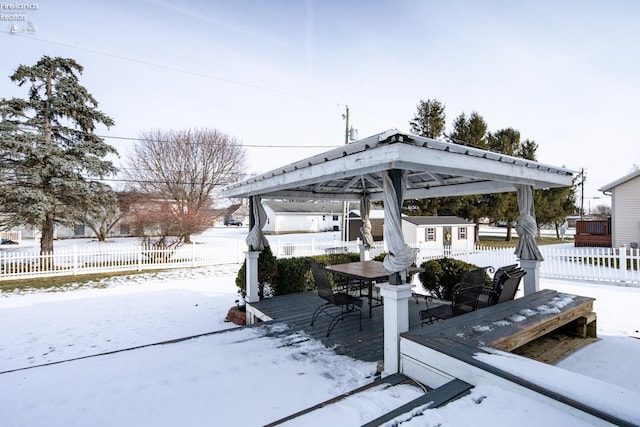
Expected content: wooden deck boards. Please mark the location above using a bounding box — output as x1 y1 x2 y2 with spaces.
251 289 596 366
250 290 429 363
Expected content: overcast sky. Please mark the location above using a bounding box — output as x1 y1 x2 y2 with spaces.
3 0 638 206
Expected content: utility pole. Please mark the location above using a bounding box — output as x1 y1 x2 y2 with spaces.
341 106 350 242
580 168 586 219
344 105 350 145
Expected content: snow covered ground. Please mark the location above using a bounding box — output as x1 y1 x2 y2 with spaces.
1 228 640 426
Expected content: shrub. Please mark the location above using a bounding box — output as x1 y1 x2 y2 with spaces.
418 257 478 300
275 257 314 295
273 253 361 295
237 251 370 298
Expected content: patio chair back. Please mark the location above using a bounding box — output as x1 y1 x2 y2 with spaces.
310 260 335 303
460 266 490 287
309 259 363 337
492 264 519 287
495 269 526 304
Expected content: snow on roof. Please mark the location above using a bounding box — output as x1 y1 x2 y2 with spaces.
263 200 343 214
223 130 575 201
599 169 640 192
402 215 474 226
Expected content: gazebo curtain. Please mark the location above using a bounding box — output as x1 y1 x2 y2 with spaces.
359 195 375 248
382 170 417 277
246 195 269 251
514 184 544 261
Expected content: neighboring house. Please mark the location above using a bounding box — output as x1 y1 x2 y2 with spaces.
262 201 343 234
217 203 249 226
4 223 90 240
599 170 640 248
402 216 475 247
347 209 385 242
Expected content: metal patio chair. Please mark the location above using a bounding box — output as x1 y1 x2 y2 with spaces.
309 260 363 337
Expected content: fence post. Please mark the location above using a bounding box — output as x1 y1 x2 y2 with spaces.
619 246 627 283
191 242 196 268
73 245 78 276
137 246 142 271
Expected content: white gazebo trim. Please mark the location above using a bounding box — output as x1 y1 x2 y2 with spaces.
222 129 576 370
223 131 574 202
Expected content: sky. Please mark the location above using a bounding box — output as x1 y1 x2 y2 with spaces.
2 0 639 207
1 228 640 425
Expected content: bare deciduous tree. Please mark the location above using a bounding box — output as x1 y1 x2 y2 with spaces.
125 128 247 243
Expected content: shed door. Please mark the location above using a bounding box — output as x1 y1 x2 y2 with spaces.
443 226 452 246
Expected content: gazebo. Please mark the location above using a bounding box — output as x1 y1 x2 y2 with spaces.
222 130 575 374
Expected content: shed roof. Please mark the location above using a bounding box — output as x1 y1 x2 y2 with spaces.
599 169 640 192
263 201 342 214
223 130 575 201
402 216 474 226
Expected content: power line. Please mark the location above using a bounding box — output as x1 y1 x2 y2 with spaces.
5 124 341 149
90 176 236 187
11 33 337 107
100 133 339 149
9 33 407 128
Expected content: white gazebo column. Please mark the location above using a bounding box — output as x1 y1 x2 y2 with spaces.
359 244 371 261
245 251 261 324
519 259 540 295
377 283 414 376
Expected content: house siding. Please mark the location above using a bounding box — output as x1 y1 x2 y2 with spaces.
262 203 342 234
612 176 640 247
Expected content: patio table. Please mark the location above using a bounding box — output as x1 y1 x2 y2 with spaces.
325 260 423 318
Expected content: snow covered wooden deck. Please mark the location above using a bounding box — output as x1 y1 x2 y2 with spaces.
250 289 640 426
248 288 597 365
248 290 428 363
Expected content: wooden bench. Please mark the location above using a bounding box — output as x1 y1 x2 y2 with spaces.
405 289 596 353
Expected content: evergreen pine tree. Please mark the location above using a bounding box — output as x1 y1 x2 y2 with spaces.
0 56 117 254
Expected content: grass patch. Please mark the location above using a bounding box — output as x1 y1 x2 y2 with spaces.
478 235 571 248
0 269 169 293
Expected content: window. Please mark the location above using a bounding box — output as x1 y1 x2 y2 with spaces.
332 215 339 221
425 227 436 242
458 227 467 240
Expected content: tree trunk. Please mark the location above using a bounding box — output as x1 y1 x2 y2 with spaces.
505 221 513 242
474 216 480 244
183 234 192 244
97 224 107 242
40 214 55 254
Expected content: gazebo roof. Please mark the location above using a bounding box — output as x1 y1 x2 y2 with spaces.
223 130 575 201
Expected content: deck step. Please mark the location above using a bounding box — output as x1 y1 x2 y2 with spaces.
362 379 473 427
264 373 416 426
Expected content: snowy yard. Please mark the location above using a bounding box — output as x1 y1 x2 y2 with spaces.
1 228 640 426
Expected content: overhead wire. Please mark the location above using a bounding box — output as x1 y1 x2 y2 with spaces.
1 33 412 195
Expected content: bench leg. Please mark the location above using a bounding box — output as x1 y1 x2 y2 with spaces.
574 312 597 338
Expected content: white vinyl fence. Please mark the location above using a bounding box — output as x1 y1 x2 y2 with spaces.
0 242 245 281
2 238 639 285
413 243 640 286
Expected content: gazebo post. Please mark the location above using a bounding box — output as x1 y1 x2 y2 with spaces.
245 196 261 324
519 259 540 295
514 184 544 296
388 169 403 285
359 244 371 261
244 251 260 324
379 169 414 376
377 283 413 376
